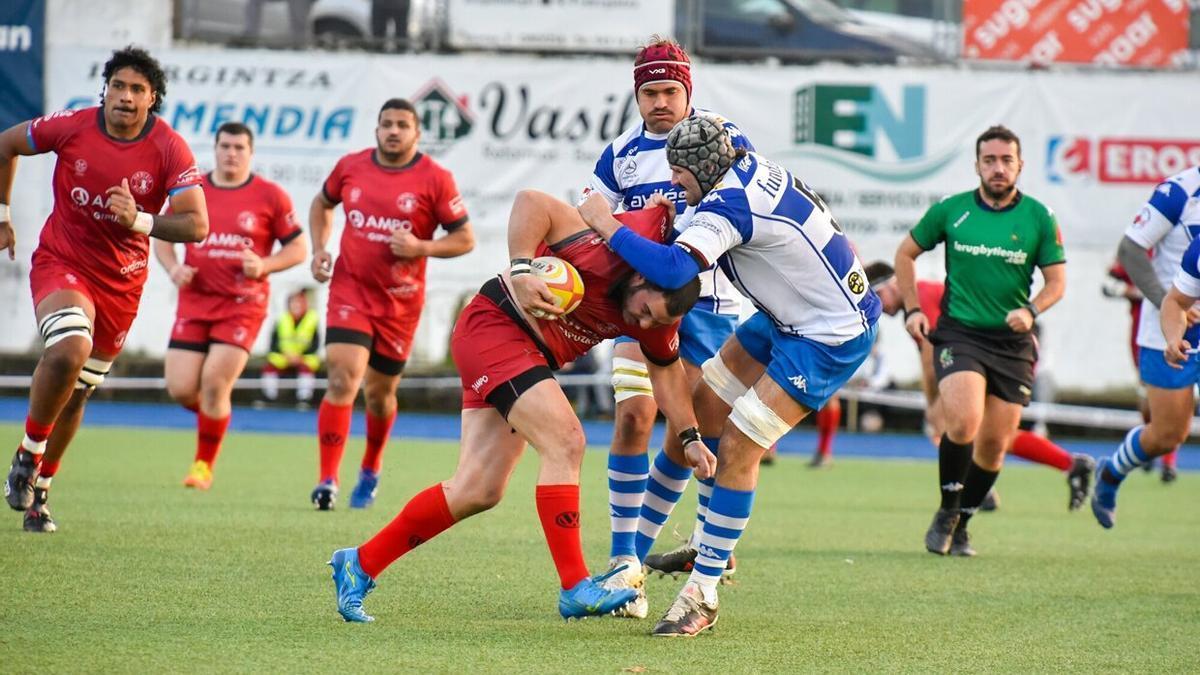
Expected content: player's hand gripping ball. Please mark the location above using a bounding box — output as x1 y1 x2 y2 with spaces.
529 256 585 320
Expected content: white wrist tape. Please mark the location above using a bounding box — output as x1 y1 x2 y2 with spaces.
0 203 10 222
132 211 154 235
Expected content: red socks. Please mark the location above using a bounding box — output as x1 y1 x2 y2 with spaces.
815 398 841 457
21 416 53 462
1163 449 1178 469
318 401 353 484
195 413 231 466
1010 431 1072 472
535 484 589 590
361 411 396 474
358 483 456 579
39 459 61 478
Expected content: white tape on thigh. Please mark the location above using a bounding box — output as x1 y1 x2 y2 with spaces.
75 358 112 390
729 388 792 449
611 357 653 403
701 354 748 407
38 307 92 349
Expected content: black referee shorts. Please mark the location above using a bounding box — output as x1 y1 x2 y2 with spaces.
930 316 1038 406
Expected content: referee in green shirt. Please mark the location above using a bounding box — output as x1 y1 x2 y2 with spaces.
894 125 1067 557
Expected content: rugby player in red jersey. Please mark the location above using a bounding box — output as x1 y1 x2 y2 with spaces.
308 98 475 510
0 47 208 532
155 121 307 490
326 192 709 622
867 263 1095 513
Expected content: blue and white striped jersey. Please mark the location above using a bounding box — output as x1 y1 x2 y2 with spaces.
1124 165 1200 350
673 152 880 345
583 108 751 316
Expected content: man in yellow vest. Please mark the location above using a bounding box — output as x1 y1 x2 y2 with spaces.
262 289 321 407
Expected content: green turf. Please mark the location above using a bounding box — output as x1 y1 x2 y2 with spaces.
0 423 1196 673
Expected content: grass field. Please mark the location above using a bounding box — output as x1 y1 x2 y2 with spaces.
0 422 1196 673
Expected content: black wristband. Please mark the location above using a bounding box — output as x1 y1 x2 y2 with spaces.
678 426 702 446
1025 303 1040 319
510 257 532 266
903 307 923 322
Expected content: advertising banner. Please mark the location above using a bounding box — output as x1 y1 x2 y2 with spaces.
0 0 45 130
7 46 1197 390
962 0 1191 68
446 0 674 52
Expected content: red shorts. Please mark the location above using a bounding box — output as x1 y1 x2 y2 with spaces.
168 311 265 353
452 293 552 410
325 278 419 370
28 247 140 357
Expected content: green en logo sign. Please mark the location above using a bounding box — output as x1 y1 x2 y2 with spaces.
795 84 924 160
789 84 954 182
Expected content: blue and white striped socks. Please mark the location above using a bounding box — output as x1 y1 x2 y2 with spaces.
634 449 691 561
690 483 754 590
1105 425 1150 481
608 453 649 559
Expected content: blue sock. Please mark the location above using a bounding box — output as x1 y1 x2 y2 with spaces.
690 483 755 590
608 453 649 559
634 449 692 561
689 437 720 548
1107 426 1150 481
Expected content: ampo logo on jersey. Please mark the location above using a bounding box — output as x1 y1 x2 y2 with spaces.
788 84 956 182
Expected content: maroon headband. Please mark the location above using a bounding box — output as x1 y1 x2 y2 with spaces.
633 42 692 100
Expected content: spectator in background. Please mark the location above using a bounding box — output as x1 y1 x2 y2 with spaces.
242 0 312 49
372 0 411 51
262 288 321 409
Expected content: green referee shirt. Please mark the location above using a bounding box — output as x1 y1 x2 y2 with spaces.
909 189 1066 330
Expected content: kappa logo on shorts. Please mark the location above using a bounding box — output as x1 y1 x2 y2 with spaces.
129 171 154 195
554 511 581 529
939 347 954 368
847 270 865 294
113 330 128 349
233 327 247 343
789 374 808 391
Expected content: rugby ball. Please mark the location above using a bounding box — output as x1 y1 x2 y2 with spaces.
529 256 585 319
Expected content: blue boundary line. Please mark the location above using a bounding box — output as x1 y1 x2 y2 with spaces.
0 397 1193 469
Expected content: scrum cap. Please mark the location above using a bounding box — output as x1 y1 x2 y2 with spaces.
666 115 736 196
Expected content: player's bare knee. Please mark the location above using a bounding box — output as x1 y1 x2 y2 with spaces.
448 476 506 516
325 367 359 402
40 343 89 380
613 398 655 446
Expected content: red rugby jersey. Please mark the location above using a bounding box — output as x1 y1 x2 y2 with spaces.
28 107 202 295
177 173 301 318
322 149 468 317
916 280 944 334
532 205 681 366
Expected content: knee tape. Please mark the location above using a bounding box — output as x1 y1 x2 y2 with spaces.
729 388 792 449
611 357 653 403
75 358 112 391
39 307 92 349
701 354 748 407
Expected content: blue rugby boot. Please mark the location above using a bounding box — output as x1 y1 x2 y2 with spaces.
311 479 338 511
1091 460 1120 529
348 469 379 509
329 548 376 622
558 564 638 620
